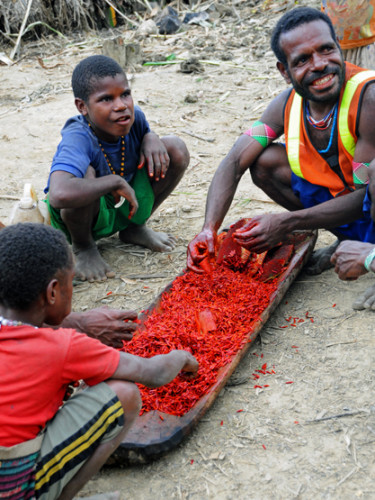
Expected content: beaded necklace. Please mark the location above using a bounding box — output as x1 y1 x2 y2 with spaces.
305 101 337 130
0 316 37 328
88 122 126 177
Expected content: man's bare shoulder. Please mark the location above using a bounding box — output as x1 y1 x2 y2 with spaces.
360 80 375 110
260 88 292 133
357 81 375 138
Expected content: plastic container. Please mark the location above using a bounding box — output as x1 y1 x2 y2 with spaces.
9 183 46 225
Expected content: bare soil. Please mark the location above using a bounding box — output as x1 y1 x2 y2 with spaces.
1 1 374 499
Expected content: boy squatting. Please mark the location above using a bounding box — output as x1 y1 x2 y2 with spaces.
0 222 198 500
45 55 189 282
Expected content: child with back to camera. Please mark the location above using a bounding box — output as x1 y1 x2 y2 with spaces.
45 55 190 282
0 222 198 500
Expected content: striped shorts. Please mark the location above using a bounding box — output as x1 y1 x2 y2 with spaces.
34 382 124 499
1 383 124 499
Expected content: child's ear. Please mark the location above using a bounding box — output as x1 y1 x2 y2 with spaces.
75 97 88 116
46 278 59 305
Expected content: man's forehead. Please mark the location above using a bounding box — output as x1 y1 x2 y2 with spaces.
279 19 336 57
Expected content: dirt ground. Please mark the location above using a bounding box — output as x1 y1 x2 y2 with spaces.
1 1 375 499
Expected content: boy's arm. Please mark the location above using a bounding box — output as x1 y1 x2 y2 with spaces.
48 170 138 217
113 350 199 388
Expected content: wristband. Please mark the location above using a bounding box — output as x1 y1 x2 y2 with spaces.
364 247 375 272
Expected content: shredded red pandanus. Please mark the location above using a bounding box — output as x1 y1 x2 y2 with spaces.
122 259 282 417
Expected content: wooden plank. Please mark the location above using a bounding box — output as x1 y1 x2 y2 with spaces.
112 230 317 465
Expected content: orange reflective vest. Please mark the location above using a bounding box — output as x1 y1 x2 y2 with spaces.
284 63 375 197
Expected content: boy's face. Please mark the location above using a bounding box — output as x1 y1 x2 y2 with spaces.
75 73 135 143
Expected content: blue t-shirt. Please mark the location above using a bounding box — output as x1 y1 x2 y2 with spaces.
45 106 150 192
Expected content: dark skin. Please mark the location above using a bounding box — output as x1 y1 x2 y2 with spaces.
0 221 137 347
187 20 375 274
49 74 189 282
1 263 198 500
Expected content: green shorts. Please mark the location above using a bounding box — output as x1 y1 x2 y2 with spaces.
46 167 154 242
34 383 124 499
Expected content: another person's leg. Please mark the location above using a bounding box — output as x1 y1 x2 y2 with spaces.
35 381 141 500
119 135 189 252
58 167 115 282
250 144 338 273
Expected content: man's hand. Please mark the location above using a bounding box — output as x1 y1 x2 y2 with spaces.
233 213 288 253
139 132 170 181
331 240 375 280
62 307 138 348
187 228 217 273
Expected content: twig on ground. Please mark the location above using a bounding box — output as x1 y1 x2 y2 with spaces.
0 195 19 200
181 129 215 142
326 340 357 348
306 410 367 424
336 467 359 488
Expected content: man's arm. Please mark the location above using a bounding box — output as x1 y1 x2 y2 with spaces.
233 82 375 252
61 307 138 348
234 187 367 253
353 83 375 220
186 90 287 272
113 350 199 388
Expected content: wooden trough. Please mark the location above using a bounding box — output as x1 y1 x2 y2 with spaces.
112 228 317 465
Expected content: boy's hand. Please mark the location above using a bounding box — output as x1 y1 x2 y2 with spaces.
139 131 170 181
112 179 138 218
180 351 199 377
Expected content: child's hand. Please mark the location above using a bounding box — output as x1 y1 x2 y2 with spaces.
180 351 199 377
113 180 138 219
140 131 170 181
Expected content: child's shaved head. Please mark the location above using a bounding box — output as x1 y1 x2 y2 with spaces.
0 223 73 309
72 55 126 103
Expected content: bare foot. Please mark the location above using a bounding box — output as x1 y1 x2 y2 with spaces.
352 283 375 310
119 224 176 252
73 244 116 282
304 239 340 275
75 493 120 500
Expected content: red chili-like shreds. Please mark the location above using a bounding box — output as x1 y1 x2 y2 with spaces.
122 259 280 416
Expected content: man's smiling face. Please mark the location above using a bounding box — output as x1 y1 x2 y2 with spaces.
278 19 345 104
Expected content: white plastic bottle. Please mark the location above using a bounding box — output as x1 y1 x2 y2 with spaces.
9 183 46 225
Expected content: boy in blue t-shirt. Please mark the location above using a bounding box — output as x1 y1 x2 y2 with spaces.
45 55 190 282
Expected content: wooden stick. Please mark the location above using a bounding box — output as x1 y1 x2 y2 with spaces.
10 0 34 60
0 195 19 200
181 129 215 143
306 410 366 423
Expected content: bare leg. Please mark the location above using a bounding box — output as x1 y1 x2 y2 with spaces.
60 168 115 282
251 144 340 274
58 381 141 500
250 144 305 212
119 136 189 252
